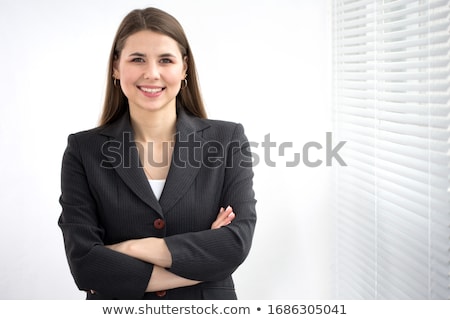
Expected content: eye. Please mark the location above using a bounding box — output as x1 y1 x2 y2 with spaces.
160 58 173 64
131 57 145 63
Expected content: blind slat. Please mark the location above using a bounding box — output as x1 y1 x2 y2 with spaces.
333 0 450 299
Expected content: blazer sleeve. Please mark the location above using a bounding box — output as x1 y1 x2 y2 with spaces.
58 134 153 299
164 123 257 281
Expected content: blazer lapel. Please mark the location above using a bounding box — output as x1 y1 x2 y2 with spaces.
99 112 163 216
159 107 210 213
99 107 210 215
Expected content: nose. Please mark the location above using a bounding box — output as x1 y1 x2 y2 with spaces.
144 61 160 80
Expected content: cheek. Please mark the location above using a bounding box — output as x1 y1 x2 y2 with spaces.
118 70 140 99
164 70 183 85
119 68 139 84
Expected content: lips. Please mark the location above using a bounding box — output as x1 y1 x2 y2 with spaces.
138 86 165 97
139 87 163 93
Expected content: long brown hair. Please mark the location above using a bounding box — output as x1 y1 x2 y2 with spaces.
99 7 207 126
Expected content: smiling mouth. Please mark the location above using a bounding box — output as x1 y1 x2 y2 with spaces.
139 87 165 93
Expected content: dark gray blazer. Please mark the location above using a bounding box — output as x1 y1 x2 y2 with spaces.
58 107 257 300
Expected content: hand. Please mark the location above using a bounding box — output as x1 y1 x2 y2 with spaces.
106 238 172 268
105 240 130 253
105 206 235 264
211 206 235 229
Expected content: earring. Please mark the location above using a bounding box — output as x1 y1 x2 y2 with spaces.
181 75 188 89
113 75 119 87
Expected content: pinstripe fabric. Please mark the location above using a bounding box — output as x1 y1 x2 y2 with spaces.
58 107 257 300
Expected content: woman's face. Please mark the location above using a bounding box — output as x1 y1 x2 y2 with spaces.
114 30 187 114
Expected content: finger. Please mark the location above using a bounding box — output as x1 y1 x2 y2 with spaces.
211 206 234 229
223 205 233 216
217 211 235 227
221 206 234 222
216 206 231 220
217 207 225 217
225 212 235 224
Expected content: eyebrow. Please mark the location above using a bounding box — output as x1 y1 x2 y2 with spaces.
128 52 177 58
129 52 146 57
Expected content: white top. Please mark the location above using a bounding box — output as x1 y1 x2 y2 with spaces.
148 179 166 201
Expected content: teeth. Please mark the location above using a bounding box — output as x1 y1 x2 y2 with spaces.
141 87 162 93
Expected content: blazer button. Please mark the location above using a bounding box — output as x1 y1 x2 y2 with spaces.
155 290 167 297
153 218 165 230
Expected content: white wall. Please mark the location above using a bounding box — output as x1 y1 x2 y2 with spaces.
0 0 333 299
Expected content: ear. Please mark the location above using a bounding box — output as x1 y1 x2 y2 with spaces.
113 59 120 79
183 56 188 75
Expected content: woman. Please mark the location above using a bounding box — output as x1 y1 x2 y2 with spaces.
58 7 257 300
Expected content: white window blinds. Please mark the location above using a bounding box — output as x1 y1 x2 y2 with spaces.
332 0 450 299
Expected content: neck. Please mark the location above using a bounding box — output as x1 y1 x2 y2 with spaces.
129 105 177 143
